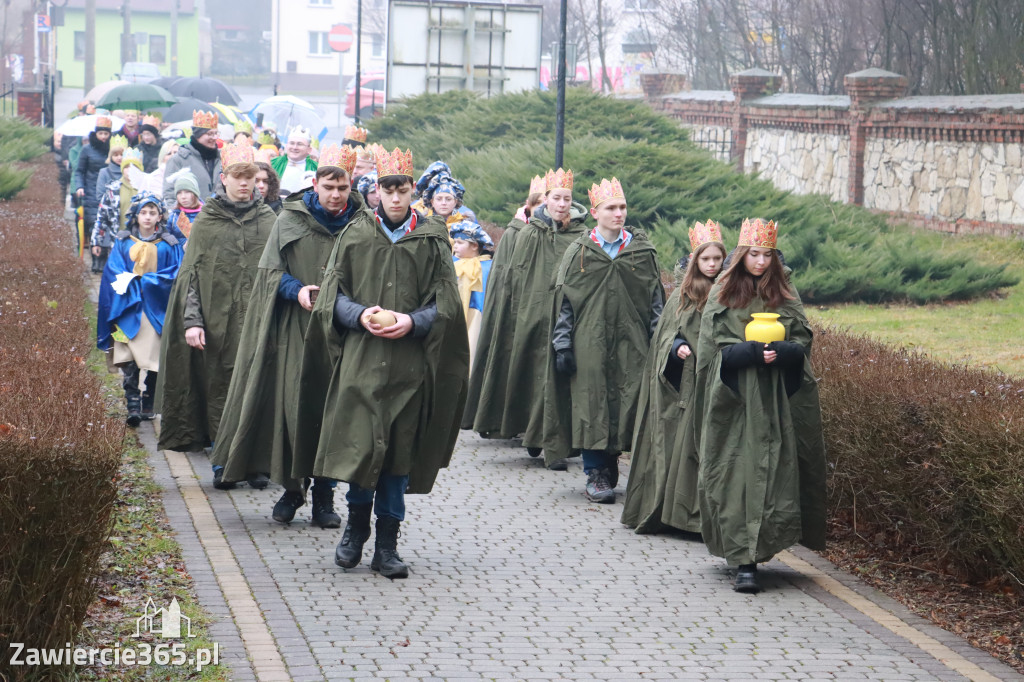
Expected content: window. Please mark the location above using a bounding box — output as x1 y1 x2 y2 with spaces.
74 31 85 60
309 31 330 55
150 35 166 64
372 33 384 58
624 0 656 11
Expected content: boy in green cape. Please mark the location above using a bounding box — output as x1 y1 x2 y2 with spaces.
295 148 469 579
211 144 368 528
543 178 664 503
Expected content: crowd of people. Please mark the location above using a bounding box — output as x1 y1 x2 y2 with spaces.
83 104 825 593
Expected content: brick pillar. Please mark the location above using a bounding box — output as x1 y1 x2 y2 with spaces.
844 68 907 205
16 89 44 125
729 68 779 171
640 72 688 99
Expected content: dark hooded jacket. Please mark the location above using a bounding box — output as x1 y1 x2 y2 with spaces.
72 133 110 229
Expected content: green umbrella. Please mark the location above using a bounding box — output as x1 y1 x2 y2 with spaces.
95 83 177 111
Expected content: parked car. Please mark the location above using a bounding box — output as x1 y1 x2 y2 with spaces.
345 73 386 120
120 62 161 84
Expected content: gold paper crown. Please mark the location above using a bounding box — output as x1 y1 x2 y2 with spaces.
192 109 219 129
95 116 112 129
234 120 253 135
121 147 144 168
344 125 368 143
142 114 161 127
319 144 358 174
256 131 276 146
220 142 255 169
528 175 546 196
737 218 778 249
109 134 129 150
545 167 573 191
689 219 724 252
588 177 625 209
375 147 414 179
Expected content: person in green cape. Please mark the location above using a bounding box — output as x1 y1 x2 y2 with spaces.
504 168 588 470
621 220 726 532
210 144 368 529
542 178 664 503
295 148 469 579
461 174 545 432
157 143 277 489
696 218 826 593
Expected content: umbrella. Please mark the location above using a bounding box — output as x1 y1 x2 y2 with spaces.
84 79 129 103
161 97 217 123
55 113 126 136
96 83 177 111
151 76 183 89
167 77 241 105
209 101 251 126
250 95 328 141
162 120 236 142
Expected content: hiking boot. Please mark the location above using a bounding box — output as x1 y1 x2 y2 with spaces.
527 447 542 458
370 516 409 579
272 490 305 523
334 503 373 568
125 406 142 428
212 467 236 491
246 472 270 490
546 458 568 471
734 564 760 594
311 484 341 528
585 469 615 504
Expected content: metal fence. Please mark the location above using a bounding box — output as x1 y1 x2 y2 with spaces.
0 82 14 117
688 126 732 163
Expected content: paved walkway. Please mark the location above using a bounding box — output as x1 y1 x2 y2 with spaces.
138 423 1022 682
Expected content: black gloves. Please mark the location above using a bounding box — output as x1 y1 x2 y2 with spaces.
555 348 577 376
720 341 766 370
767 340 805 367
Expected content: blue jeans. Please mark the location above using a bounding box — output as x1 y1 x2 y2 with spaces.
581 449 618 475
346 474 410 521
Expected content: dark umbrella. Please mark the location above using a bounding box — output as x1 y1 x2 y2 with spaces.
95 83 177 111
167 77 241 105
161 97 217 123
151 76 183 89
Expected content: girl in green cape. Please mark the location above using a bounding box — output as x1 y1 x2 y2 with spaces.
696 218 827 594
621 220 726 534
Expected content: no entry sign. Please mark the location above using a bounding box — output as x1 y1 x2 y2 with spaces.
329 24 354 52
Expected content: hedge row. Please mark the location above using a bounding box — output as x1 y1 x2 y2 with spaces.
0 160 123 681
367 89 1017 303
816 326 1024 586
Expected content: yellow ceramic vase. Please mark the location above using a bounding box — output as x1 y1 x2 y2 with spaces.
745 312 786 343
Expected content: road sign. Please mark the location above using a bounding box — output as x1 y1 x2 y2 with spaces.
36 14 51 33
329 24 354 53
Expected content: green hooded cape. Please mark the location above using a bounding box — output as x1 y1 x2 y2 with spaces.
621 283 704 534
293 212 469 493
541 228 663 465
157 196 277 452
696 280 827 565
500 203 588 442
461 217 524 432
210 192 371 486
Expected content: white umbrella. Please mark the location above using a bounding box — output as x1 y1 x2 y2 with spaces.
55 114 126 137
249 95 328 141
84 80 129 103
161 120 236 141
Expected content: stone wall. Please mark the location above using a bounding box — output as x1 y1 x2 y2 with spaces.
641 69 1024 236
745 129 849 202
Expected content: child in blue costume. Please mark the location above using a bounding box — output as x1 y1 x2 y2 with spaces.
450 220 494 371
97 191 185 426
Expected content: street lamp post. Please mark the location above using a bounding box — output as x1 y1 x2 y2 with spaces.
554 0 567 168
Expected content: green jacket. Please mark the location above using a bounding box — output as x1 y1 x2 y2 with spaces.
157 196 277 452
461 216 524 432
294 212 469 493
210 192 369 487
621 283 704 534
696 281 827 565
270 154 318 177
501 203 588 443
541 228 663 464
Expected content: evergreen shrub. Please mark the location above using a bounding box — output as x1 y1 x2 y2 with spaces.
816 326 1024 587
369 90 1017 303
0 161 122 680
0 116 50 163
0 166 32 201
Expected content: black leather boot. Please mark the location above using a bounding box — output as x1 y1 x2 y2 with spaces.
734 563 760 593
334 503 372 568
140 371 157 420
122 362 142 427
272 490 305 523
370 516 409 579
311 481 342 528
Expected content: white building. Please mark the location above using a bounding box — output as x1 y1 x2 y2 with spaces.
270 0 387 90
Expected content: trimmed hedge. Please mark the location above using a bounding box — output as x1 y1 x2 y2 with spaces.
0 160 123 680
367 89 1017 303
816 326 1024 586
0 116 50 200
